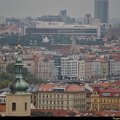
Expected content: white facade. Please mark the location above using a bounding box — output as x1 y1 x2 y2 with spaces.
78 60 85 80
61 56 78 80
35 21 64 28
28 20 101 38
109 60 120 76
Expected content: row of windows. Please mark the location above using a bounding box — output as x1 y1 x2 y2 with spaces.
26 29 97 35
39 94 69 98
94 99 120 103
39 100 64 105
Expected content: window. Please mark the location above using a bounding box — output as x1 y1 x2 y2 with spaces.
12 102 16 111
25 102 27 111
0 99 2 103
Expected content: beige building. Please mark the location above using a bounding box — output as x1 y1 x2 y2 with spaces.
31 83 86 111
6 93 31 116
37 58 52 81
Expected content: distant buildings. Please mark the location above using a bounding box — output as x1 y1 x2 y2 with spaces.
94 0 109 23
26 21 100 38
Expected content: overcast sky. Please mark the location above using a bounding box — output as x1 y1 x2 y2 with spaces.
0 0 120 19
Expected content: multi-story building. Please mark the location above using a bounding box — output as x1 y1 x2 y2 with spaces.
108 59 120 77
52 55 62 81
37 58 52 81
91 88 120 111
105 27 120 40
30 83 86 111
85 60 101 80
26 21 101 38
21 54 35 74
100 59 108 78
84 14 92 25
61 56 79 80
94 0 109 23
78 60 85 81
85 60 93 80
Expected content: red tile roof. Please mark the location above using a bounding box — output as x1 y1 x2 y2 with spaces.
31 109 79 116
38 83 84 92
39 84 54 91
100 89 120 93
66 84 84 92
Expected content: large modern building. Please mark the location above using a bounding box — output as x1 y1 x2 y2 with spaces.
94 0 109 23
25 21 101 38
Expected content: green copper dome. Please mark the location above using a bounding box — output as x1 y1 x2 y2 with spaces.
9 79 29 92
9 51 29 93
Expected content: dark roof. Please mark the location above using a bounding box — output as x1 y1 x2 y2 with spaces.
0 87 10 93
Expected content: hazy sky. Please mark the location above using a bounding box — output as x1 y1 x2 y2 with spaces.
0 0 120 19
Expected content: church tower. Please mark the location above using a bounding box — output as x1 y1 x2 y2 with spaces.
6 52 31 116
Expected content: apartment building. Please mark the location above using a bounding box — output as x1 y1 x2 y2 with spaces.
21 54 36 75
37 58 52 81
108 59 120 77
78 60 85 81
100 59 108 78
61 56 79 80
91 88 120 111
30 83 86 111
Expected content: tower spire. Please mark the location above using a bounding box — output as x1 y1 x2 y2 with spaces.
9 47 29 93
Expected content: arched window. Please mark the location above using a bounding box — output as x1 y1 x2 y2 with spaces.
25 102 27 111
12 102 16 111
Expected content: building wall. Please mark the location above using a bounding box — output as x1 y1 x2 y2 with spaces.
37 60 52 81
31 91 86 111
94 0 109 23
6 93 31 116
61 57 78 80
91 91 120 111
100 61 108 78
78 60 85 80
109 60 120 77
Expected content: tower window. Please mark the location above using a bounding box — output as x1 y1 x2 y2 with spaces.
25 102 27 111
12 102 16 111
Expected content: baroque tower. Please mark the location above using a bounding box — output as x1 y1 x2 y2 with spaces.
6 51 31 116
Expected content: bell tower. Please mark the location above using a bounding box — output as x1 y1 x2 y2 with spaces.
6 49 31 116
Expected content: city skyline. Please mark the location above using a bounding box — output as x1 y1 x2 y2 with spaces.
0 0 120 19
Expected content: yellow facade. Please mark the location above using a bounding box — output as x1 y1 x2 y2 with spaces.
6 93 31 116
91 91 120 111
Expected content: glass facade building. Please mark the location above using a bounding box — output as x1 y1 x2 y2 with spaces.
94 0 109 23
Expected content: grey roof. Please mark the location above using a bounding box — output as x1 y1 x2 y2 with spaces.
27 84 39 92
0 87 10 93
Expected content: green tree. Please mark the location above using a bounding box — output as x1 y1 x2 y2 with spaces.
0 80 10 89
5 62 43 84
6 62 15 75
